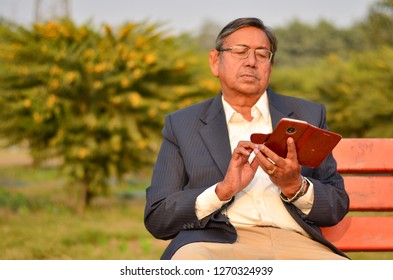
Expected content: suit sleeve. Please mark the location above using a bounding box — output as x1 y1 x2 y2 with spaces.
144 115 209 240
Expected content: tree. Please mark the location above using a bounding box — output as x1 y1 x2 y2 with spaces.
0 19 215 211
274 19 372 67
362 0 393 47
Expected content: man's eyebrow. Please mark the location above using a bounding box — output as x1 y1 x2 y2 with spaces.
233 44 270 50
230 44 248 48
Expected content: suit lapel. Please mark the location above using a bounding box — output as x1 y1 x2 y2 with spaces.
267 88 294 128
199 94 232 177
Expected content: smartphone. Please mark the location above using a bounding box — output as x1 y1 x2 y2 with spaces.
250 118 342 167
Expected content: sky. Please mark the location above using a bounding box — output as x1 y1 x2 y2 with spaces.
0 0 378 33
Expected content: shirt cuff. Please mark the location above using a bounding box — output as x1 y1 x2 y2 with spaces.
195 184 231 220
292 177 314 214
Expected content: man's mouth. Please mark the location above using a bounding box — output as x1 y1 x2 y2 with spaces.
240 73 259 80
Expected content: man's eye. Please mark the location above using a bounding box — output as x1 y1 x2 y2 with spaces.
234 49 247 54
256 51 270 58
257 53 268 58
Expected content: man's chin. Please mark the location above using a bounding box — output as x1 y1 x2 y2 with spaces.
237 84 264 96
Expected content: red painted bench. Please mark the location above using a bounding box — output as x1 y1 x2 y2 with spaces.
321 138 393 251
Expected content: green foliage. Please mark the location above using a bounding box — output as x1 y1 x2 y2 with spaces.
274 20 369 67
316 48 393 137
362 0 393 47
0 188 62 214
0 19 215 208
0 189 29 212
271 47 393 138
268 0 393 138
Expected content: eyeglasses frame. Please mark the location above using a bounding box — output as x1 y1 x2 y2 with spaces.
217 45 274 63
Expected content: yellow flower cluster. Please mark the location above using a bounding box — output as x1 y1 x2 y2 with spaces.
47 95 57 108
128 92 142 108
34 21 88 42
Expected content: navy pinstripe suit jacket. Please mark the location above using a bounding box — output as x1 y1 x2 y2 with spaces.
144 88 350 259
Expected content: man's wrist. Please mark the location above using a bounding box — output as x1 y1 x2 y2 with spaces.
215 181 233 201
280 176 309 203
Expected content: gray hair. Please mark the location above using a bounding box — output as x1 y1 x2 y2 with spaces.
215 17 277 64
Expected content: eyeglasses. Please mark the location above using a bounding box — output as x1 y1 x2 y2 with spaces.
217 46 273 63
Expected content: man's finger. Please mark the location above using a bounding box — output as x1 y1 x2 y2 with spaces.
286 137 298 160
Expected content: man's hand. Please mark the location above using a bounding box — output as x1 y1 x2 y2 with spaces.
215 141 260 201
254 137 303 198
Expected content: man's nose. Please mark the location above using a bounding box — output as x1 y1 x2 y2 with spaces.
245 49 257 66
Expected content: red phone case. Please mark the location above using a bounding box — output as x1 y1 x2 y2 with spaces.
250 118 342 168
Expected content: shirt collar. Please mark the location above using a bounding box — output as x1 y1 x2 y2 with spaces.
222 91 270 124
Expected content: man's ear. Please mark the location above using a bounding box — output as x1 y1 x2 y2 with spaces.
209 50 219 77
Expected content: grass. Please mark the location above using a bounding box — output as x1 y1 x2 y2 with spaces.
0 164 167 260
0 199 167 259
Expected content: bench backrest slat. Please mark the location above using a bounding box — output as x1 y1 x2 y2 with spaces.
343 176 393 211
333 138 393 174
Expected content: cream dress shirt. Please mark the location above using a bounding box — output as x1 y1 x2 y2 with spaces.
195 92 314 237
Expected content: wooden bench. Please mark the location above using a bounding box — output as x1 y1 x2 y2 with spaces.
321 138 393 253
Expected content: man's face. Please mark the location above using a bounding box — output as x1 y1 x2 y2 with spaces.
210 26 272 98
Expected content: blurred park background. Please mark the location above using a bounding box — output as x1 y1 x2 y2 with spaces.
0 0 392 260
